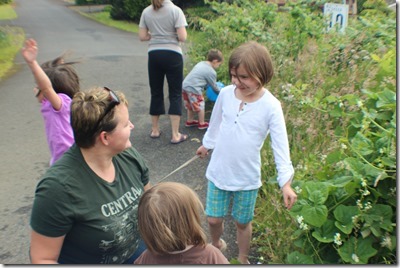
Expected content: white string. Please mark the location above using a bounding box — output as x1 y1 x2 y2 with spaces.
156 154 200 183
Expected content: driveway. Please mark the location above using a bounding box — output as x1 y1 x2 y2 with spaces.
0 0 246 264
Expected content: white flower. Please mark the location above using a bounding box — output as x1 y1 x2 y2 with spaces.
356 199 363 209
299 222 309 231
361 178 367 187
352 254 360 263
362 190 370 196
380 235 392 248
334 233 342 246
297 215 304 224
294 186 302 194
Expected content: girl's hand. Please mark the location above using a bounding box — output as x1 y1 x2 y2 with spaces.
282 182 297 210
196 145 209 158
21 38 38 63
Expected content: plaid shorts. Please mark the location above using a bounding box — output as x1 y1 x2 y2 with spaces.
205 180 259 224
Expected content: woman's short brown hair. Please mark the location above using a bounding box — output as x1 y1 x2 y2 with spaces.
228 41 274 87
138 182 207 255
71 86 128 148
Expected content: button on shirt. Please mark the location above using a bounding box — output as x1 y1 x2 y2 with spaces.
202 85 294 191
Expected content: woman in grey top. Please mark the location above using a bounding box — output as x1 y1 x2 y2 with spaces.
139 0 189 144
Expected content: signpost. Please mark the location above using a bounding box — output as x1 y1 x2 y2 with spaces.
324 3 349 33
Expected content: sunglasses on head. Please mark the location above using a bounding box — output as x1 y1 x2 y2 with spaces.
91 86 121 135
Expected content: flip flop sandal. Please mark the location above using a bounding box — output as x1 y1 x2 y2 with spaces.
150 131 161 139
170 134 188 144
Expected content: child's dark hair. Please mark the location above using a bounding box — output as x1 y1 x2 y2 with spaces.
41 54 80 99
207 49 224 62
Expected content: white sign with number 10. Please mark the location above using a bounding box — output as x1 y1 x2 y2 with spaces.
324 3 349 33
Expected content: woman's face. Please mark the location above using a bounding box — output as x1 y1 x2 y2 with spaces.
230 65 260 97
106 104 134 152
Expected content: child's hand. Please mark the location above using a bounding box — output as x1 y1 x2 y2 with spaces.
281 182 297 210
196 145 209 158
21 38 38 63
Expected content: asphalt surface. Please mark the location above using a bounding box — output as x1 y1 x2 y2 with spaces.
0 0 245 264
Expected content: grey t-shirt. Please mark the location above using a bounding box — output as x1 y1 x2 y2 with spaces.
30 144 149 264
139 0 188 54
182 61 218 95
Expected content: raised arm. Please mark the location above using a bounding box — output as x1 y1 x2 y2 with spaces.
21 39 62 110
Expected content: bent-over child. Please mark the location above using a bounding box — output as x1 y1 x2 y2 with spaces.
196 41 297 264
21 38 80 165
182 49 223 130
134 182 229 264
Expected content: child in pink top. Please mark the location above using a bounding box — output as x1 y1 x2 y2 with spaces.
22 38 80 165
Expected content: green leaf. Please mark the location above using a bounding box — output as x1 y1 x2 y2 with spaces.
376 89 396 108
344 157 364 176
344 181 358 196
312 219 336 243
301 204 328 227
329 105 343 118
308 191 327 205
364 164 384 180
381 156 396 168
331 175 354 187
364 204 393 233
325 151 344 165
351 132 374 156
304 181 330 204
370 54 381 62
287 251 314 264
334 205 358 234
338 237 377 264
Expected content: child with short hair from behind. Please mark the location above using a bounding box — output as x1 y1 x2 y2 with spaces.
196 41 297 264
21 38 80 166
134 182 229 264
182 49 223 130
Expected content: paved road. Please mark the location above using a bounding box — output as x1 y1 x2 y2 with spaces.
0 0 242 264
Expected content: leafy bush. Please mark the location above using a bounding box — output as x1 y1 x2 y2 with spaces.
186 0 396 264
75 0 111 5
109 0 203 22
110 0 150 22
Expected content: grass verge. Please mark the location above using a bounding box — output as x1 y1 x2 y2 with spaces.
0 4 17 20
0 4 24 80
0 26 25 79
75 8 139 33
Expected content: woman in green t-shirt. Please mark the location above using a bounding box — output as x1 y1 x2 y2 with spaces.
29 87 151 264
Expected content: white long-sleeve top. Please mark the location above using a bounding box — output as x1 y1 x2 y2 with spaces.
202 85 294 191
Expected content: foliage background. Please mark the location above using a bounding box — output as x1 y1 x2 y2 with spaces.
183 0 396 264
1 0 396 264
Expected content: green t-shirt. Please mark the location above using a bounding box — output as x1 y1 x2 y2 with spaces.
30 144 149 264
